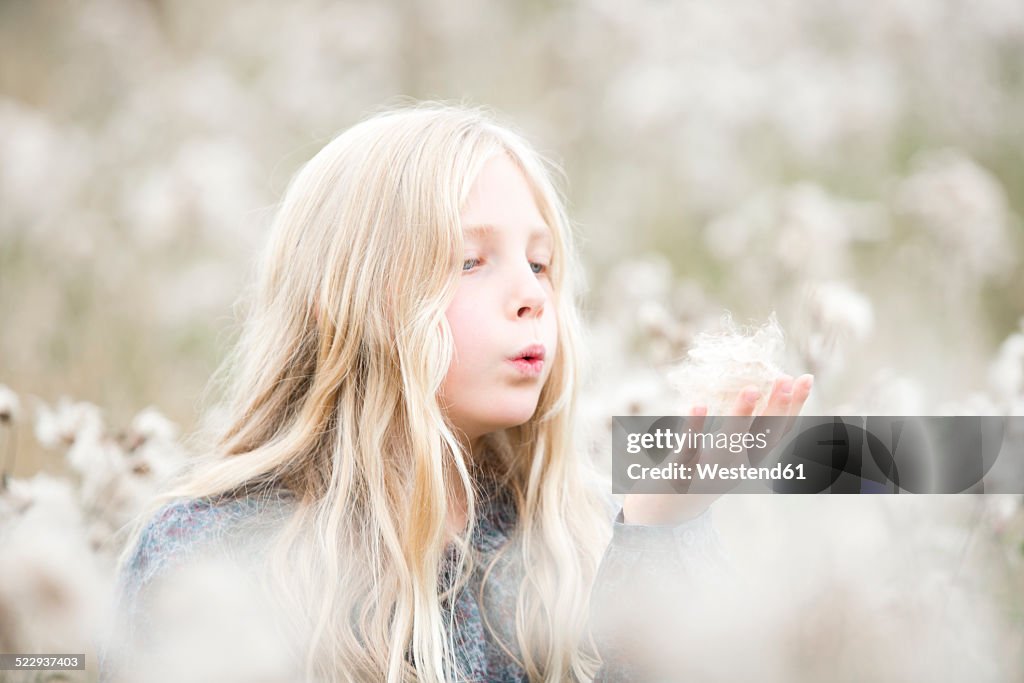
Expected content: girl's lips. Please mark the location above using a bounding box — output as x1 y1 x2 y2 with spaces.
513 343 546 361
507 357 544 378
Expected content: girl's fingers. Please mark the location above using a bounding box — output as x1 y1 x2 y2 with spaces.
761 375 794 416
729 386 760 418
725 388 759 465
752 374 812 459
680 405 707 465
729 386 760 436
788 374 814 417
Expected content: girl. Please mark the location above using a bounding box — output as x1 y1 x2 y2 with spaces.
101 102 813 682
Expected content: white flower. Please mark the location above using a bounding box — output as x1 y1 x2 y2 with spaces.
130 406 180 443
775 183 858 277
894 149 1015 280
850 369 929 415
0 384 20 423
0 474 108 653
33 396 104 449
803 281 875 341
635 300 674 338
988 318 1024 404
797 280 875 374
984 495 1023 534
0 478 34 523
668 312 787 414
68 434 124 497
4 473 82 529
0 101 92 237
704 184 883 280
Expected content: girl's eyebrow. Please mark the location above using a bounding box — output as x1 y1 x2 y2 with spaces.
463 223 552 245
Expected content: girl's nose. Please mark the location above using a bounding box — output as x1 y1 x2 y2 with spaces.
517 298 544 318
511 266 546 319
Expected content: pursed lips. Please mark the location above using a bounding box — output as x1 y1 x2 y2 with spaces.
506 343 546 378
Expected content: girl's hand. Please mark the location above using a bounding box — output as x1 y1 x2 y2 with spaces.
621 374 814 526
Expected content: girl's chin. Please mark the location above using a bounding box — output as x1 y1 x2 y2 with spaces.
481 404 542 432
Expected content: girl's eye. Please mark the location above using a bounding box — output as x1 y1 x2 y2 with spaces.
530 262 549 274
462 258 481 271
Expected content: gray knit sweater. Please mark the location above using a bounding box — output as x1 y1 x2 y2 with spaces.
99 485 728 682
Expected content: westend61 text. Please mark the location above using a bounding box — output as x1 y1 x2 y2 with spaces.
627 461 807 481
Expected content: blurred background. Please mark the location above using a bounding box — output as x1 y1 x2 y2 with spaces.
1 1 1023 680
3 0 1023 474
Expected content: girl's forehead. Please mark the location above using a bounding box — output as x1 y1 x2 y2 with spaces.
463 154 540 205
462 222 552 244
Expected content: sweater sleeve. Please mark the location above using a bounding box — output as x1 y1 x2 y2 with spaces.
97 499 236 683
589 499 732 682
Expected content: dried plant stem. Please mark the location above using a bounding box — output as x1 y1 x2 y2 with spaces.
0 422 17 492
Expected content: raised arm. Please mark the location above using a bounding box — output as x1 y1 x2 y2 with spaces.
589 495 732 682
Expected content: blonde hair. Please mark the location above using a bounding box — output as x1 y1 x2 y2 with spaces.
122 101 612 682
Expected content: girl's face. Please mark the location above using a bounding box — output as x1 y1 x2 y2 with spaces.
440 153 559 443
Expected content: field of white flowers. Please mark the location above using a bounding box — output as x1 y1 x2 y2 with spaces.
2 0 1023 680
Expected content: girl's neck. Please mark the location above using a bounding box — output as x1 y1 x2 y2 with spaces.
444 434 487 540
443 454 468 542
446 482 469 540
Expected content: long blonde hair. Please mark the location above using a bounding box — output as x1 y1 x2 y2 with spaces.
124 101 612 682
